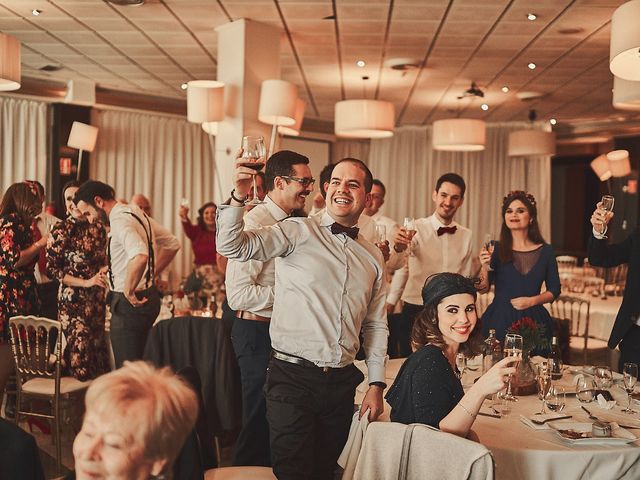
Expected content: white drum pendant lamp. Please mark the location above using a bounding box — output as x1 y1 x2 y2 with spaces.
279 98 306 136
590 154 612 181
0 33 21 91
607 150 632 177
187 80 225 124
68 121 99 181
432 119 485 151
334 100 395 139
201 122 218 136
258 79 298 157
507 130 556 156
613 76 640 111
610 0 640 81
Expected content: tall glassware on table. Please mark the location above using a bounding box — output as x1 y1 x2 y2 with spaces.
240 135 266 205
503 333 523 401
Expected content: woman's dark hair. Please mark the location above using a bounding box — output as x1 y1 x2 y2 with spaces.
0 183 41 225
498 190 545 264
411 273 483 358
197 202 217 230
62 180 80 196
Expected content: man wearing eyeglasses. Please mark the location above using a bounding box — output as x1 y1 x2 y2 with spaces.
217 156 387 480
225 150 314 466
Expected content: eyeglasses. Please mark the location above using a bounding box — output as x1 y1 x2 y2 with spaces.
281 176 316 188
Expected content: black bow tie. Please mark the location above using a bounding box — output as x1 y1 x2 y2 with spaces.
331 222 359 240
437 225 457 236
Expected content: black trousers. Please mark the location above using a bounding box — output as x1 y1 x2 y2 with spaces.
109 287 160 368
231 318 272 466
36 280 59 320
265 357 364 480
619 325 640 372
388 302 422 358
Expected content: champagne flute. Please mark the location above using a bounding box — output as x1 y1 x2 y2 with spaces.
375 223 387 247
180 198 190 208
599 195 614 239
503 333 523 401
403 217 417 256
483 233 495 271
595 365 613 389
536 363 551 414
545 386 566 412
576 376 595 404
623 362 638 414
455 353 467 380
240 135 266 206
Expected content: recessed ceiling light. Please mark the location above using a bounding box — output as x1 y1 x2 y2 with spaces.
527 13 537 21
481 103 489 111
180 83 188 90
356 60 366 68
501 86 509 93
106 0 145 5
32 9 42 16
550 118 557 125
528 62 537 70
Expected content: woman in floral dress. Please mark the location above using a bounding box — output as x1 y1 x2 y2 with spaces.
0 182 45 399
46 181 110 381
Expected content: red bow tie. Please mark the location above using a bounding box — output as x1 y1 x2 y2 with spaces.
331 222 359 240
437 226 457 236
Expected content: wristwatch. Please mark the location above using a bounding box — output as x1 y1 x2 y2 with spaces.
369 381 387 389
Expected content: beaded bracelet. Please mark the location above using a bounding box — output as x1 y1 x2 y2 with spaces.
230 189 248 204
458 402 476 418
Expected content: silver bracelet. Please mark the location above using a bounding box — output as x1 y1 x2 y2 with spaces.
458 402 476 418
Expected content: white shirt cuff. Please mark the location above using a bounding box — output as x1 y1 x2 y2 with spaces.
592 227 607 240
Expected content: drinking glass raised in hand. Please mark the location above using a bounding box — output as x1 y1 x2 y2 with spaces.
240 135 266 205
403 217 417 256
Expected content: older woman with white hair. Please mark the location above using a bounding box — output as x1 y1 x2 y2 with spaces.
68 361 198 480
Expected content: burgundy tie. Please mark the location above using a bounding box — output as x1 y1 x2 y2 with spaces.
437 226 457 236
331 223 359 240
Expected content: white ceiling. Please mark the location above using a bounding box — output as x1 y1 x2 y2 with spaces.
0 0 635 128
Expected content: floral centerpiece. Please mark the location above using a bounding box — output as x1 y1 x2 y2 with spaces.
506 317 549 395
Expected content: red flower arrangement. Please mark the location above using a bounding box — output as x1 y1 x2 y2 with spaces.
507 317 549 353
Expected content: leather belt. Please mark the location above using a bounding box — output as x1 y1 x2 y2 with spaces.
236 310 270 323
272 350 341 373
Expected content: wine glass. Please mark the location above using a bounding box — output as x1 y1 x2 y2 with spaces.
536 363 551 414
483 233 495 271
375 223 387 247
455 353 467 380
240 135 266 206
623 362 638 414
595 365 613 389
180 198 190 208
503 333 523 401
576 376 595 404
599 195 614 239
545 386 566 412
403 217 417 256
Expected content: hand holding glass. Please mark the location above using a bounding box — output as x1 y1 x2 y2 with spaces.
240 135 266 205
403 217 417 256
375 224 387 247
598 195 614 239
483 233 495 271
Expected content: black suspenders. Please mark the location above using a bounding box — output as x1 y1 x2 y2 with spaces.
107 211 155 290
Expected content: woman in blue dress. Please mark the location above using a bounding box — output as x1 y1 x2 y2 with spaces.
478 190 560 348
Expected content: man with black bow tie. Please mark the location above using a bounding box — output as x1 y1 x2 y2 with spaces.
387 173 474 356
217 156 388 480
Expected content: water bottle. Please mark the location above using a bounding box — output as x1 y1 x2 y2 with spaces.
548 336 563 380
483 329 502 373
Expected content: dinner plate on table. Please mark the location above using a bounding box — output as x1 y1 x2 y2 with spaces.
547 421 638 445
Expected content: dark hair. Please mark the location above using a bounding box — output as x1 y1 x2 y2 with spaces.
255 171 266 188
411 273 482 358
62 180 80 196
197 202 217 230
334 158 374 193
318 163 334 199
372 179 386 196
264 150 310 193
435 173 466 198
0 183 41 225
25 180 45 201
74 181 115 208
498 190 545 264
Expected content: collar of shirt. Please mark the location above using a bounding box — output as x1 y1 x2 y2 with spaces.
318 209 361 229
264 194 290 222
428 214 457 233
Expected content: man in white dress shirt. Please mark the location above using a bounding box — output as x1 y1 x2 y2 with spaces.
75 181 180 367
217 156 388 480
226 150 314 466
387 173 474 356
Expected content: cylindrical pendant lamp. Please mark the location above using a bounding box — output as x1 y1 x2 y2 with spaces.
279 98 306 136
590 154 612 181
507 130 556 156
607 149 632 177
187 80 225 124
258 79 298 127
610 0 640 81
432 119 485 151
68 121 99 181
201 122 218 136
613 76 640 111
0 33 21 91
335 100 395 138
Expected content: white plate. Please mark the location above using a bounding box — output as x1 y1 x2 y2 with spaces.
547 421 637 445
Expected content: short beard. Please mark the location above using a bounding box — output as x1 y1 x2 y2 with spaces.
97 207 110 226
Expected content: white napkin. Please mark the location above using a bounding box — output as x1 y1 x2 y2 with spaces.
610 423 638 440
596 394 616 410
519 413 569 430
520 415 549 430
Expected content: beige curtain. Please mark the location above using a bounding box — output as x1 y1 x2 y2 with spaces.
90 108 216 288
368 123 552 252
0 97 49 193
332 139 371 164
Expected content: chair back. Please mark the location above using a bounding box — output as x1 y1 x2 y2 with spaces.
556 255 578 272
476 287 495 318
353 422 494 480
8 316 62 388
549 296 590 363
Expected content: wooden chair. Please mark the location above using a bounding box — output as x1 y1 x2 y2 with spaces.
549 296 608 365
8 315 90 473
556 255 578 272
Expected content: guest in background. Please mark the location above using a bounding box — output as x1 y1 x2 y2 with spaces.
27 180 61 320
46 180 110 381
130 193 152 217
69 361 198 480
0 182 45 404
478 190 560 346
386 273 518 438
387 173 474 357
